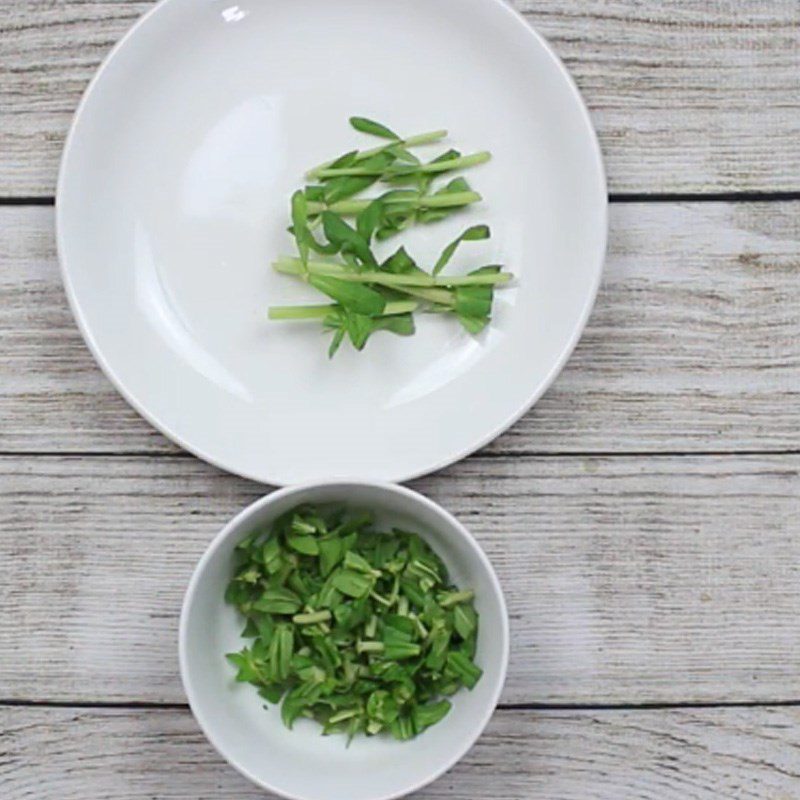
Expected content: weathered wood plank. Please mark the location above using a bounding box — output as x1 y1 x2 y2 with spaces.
1 454 798 704
0 1 798 195
2 202 798 455
2 705 799 799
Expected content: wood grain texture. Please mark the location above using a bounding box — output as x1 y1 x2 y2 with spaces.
1 1 799 195
1 453 798 705
2 202 798 455
2 704 799 799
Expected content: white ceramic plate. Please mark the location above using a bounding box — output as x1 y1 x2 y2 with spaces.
58 0 606 485
180 481 509 800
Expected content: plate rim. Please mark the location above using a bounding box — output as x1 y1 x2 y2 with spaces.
56 0 608 486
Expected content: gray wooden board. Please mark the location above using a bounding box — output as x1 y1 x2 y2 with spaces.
1 0 799 195
2 202 798 455
3 2 800 794
2 704 799 799
1 453 798 705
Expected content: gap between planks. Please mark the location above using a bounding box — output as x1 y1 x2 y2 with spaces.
2 698 800 712
3 193 800 207
1 449 798 460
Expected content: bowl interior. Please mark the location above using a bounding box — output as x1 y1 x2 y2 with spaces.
180 483 508 800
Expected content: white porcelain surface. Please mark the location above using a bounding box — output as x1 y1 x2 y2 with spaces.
57 0 607 485
179 481 509 800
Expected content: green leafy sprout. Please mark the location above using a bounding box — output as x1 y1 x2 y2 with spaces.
269 117 514 356
225 504 482 742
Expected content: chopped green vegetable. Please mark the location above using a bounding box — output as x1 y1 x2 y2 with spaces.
225 505 482 741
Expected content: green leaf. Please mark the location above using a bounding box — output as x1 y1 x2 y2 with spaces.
321 212 377 267
366 690 400 724
344 312 376 351
445 651 483 689
309 275 386 316
281 687 308 729
349 116 400 140
453 604 478 640
224 579 250 606
262 537 283 574
425 622 451 671
438 176 471 195
454 266 501 332
226 651 255 682
328 151 359 169
381 246 421 275
304 184 326 202
324 175 378 205
332 569 374 599
318 151 385 203
255 614 275 645
286 533 320 556
318 537 344 577
273 624 294 682
290 190 310 268
385 148 462 188
252 587 302 615
385 144 420 164
259 684 285 704
400 576 427 609
356 199 384 243
433 225 491 276
456 313 489 335
290 228 338 256
431 148 462 163
413 700 451 733
389 714 417 741
327 324 346 359
372 314 415 338
344 550 377 574
383 614 417 639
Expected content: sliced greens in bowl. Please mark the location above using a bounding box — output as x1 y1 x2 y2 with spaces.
225 503 483 742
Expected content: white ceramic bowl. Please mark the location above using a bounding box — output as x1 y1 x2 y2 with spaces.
179 481 509 800
58 0 606 485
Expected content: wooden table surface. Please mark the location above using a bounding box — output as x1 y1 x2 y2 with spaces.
2 2 799 797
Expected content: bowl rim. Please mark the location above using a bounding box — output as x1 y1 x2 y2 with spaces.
179 479 510 800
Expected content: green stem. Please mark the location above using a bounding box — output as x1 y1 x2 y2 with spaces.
268 304 337 321
393 285 455 307
356 641 385 654
438 590 475 608
328 708 361 724
268 301 417 320
314 151 491 179
292 610 332 625
433 272 511 287
272 257 510 288
273 260 455 305
305 190 481 216
274 258 435 287
306 129 448 178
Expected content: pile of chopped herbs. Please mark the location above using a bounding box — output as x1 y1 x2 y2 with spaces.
225 505 482 742
267 117 513 356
